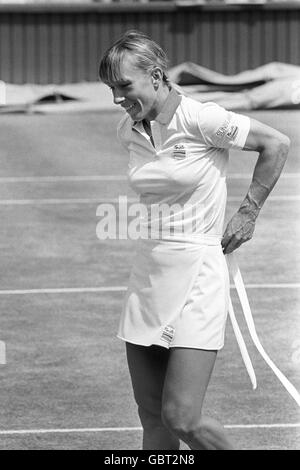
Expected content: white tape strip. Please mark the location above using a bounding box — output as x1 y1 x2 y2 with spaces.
226 252 300 407
228 297 257 389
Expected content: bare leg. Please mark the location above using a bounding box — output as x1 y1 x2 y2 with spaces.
126 343 180 450
161 348 235 450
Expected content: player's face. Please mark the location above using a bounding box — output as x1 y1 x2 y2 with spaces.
107 53 160 121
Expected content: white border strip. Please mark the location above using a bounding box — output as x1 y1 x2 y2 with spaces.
0 174 298 183
0 423 298 435
0 284 299 295
0 196 299 205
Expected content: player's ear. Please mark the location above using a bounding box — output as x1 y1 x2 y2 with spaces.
151 67 163 89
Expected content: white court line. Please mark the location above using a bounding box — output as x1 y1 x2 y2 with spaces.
0 196 299 205
225 423 300 429
0 287 127 295
0 427 142 436
0 176 128 183
0 173 299 183
232 283 300 289
0 284 299 295
0 423 299 435
228 173 300 180
0 198 136 205
228 196 300 202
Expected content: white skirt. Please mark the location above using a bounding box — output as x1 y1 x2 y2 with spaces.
117 236 230 350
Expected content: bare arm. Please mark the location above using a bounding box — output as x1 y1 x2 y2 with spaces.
221 118 290 254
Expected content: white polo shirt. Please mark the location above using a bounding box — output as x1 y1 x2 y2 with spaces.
117 89 250 242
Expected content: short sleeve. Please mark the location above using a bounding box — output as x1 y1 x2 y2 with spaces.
197 102 250 150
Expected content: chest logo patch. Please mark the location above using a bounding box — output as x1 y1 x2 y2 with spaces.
172 144 186 160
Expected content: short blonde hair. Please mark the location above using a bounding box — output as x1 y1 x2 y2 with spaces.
99 30 170 85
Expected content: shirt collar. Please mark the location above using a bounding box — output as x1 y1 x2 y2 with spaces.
132 88 182 128
155 88 182 125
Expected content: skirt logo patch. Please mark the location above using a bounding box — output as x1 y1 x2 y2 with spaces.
161 325 175 345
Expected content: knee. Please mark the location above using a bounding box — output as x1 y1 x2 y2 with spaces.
161 399 201 442
137 397 162 431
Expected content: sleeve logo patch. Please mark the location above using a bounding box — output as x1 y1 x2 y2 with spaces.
226 125 238 140
216 116 231 138
216 116 238 142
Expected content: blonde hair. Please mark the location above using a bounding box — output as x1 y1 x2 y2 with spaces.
99 30 170 86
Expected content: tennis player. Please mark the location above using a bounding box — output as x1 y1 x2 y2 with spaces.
99 31 290 450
